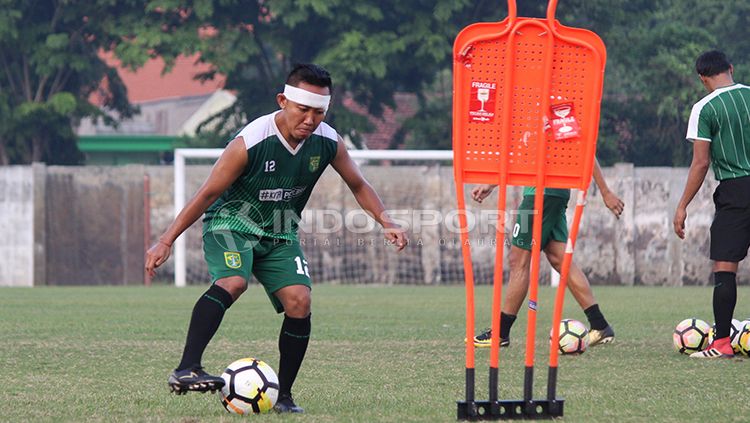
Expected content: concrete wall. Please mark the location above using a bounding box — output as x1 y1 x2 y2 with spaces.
0 166 36 286
43 166 145 285
0 164 146 286
1 163 746 286
142 163 747 286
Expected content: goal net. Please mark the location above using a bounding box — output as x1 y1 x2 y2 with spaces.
171 148 543 287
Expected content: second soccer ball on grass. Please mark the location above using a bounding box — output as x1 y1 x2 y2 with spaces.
672 318 710 355
552 319 589 355
707 319 744 353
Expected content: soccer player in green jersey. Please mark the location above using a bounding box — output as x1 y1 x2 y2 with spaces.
469 159 623 348
674 50 750 359
145 64 408 411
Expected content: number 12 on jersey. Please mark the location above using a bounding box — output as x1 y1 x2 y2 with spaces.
294 256 309 277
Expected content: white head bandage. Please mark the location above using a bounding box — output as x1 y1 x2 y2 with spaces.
283 84 331 113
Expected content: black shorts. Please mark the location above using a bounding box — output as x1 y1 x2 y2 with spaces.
710 175 750 262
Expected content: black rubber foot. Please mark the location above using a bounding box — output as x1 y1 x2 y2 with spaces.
457 399 564 420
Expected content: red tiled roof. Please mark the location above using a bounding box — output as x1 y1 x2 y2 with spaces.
92 51 415 149
91 52 225 105
342 93 418 149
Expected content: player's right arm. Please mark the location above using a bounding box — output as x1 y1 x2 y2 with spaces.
592 158 624 219
145 137 249 276
673 140 711 239
471 184 497 203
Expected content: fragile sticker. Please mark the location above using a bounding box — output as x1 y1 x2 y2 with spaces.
469 81 496 123
549 102 581 140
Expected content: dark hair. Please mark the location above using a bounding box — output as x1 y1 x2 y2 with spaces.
286 63 332 92
695 50 732 77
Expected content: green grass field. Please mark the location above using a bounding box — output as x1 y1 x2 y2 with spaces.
2 285 748 422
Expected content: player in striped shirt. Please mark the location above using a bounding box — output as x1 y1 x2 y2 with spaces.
674 50 750 359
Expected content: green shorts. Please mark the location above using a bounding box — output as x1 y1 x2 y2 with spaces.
511 195 569 250
203 230 311 313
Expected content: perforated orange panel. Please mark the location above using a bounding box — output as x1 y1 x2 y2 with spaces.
453 18 606 190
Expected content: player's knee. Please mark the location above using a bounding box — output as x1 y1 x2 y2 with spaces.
509 250 529 269
216 277 247 300
548 256 564 271
283 292 311 317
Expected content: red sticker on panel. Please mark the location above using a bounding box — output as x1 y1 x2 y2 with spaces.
469 81 496 123
549 102 581 140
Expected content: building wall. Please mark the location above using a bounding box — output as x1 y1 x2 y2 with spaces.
78 94 212 136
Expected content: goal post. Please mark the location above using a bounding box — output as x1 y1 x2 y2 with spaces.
172 148 453 287
173 148 223 287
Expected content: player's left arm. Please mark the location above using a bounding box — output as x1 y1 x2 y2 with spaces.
673 140 711 239
330 136 408 251
592 158 624 219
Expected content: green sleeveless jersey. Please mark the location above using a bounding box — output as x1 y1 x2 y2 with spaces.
686 83 750 181
203 111 339 240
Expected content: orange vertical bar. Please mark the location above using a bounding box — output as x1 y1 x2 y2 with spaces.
549 190 587 368
520 19 555 408
457 185 476 372
521 19 555 368
489 3 518 375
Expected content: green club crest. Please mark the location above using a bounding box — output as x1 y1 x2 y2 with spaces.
309 156 320 172
224 252 242 269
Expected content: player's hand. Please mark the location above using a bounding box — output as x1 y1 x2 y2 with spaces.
145 240 172 278
471 184 497 203
384 225 408 252
601 191 624 219
673 207 687 239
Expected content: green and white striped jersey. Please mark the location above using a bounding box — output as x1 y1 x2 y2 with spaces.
203 111 339 240
686 83 750 180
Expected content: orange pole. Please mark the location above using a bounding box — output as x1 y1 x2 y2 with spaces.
487 2 519 399
518 19 555 406
547 190 587 405
457 186 476 372
488 181 508 404
549 190 587 368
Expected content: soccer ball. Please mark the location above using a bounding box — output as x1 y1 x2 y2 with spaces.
707 319 743 353
672 318 710 354
551 319 589 354
220 358 279 414
737 323 750 357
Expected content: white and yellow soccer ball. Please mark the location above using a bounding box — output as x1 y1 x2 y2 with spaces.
707 319 743 353
551 319 589 354
672 318 710 355
736 322 750 357
220 358 279 415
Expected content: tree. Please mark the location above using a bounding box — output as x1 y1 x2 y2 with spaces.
396 0 748 167
5 0 748 166
0 1 165 164
140 0 506 146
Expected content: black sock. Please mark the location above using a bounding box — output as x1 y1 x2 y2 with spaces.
713 272 737 339
499 312 516 339
176 284 234 371
584 304 609 331
278 314 311 397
